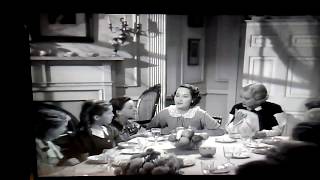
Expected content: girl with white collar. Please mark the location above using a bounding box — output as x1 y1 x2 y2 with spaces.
77 100 122 156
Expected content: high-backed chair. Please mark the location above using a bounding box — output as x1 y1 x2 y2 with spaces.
212 116 223 126
135 84 161 125
32 101 79 149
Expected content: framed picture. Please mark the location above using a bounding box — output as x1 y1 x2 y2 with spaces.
29 13 94 42
188 39 200 65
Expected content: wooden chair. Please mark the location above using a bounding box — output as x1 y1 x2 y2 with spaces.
32 101 79 149
134 84 161 125
212 116 223 126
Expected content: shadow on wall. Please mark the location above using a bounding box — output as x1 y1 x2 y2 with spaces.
29 14 165 62
243 17 320 94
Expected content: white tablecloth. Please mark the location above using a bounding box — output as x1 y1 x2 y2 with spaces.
44 134 284 176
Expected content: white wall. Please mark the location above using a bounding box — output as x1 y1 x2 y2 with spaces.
166 15 243 121
166 15 206 108
204 16 243 125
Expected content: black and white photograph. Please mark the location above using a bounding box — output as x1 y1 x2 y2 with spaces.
25 13 320 178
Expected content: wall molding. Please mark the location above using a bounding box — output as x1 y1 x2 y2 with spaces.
206 89 229 95
32 82 113 87
246 21 320 26
291 35 320 47
33 89 105 101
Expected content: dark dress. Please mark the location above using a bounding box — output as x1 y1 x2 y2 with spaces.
111 118 140 141
69 126 122 156
229 101 283 131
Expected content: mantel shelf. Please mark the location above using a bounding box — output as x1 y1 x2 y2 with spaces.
30 56 125 61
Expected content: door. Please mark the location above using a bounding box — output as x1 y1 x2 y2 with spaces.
238 19 320 130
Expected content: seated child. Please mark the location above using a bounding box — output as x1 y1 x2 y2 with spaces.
33 107 80 176
110 97 148 141
76 100 122 156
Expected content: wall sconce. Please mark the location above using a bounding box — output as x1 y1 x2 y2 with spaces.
107 14 141 56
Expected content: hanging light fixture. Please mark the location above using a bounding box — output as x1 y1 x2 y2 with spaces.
107 14 141 56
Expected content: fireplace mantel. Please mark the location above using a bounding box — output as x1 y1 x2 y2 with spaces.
31 55 124 103
30 56 125 61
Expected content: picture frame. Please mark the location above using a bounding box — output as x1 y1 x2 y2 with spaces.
29 13 94 42
188 38 201 66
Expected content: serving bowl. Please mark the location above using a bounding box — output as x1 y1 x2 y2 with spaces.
199 146 216 157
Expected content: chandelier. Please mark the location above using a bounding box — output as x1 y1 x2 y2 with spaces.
107 14 141 56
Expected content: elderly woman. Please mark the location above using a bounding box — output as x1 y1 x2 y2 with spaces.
110 97 148 141
147 84 224 135
225 83 287 139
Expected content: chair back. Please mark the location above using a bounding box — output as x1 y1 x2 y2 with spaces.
32 101 79 135
136 84 161 124
281 113 301 136
212 116 223 126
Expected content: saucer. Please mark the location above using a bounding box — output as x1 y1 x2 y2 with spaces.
210 165 230 174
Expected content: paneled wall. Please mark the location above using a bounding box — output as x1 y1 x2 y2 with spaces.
204 16 243 125
31 58 123 119
31 14 167 118
241 20 320 121
166 15 206 109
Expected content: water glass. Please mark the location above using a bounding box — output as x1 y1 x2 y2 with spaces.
223 146 233 164
201 160 215 175
105 155 114 171
151 128 161 143
176 126 185 133
223 146 236 170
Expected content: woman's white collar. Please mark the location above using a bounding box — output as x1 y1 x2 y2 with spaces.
167 105 200 118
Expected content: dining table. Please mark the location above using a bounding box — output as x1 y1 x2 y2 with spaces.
43 133 289 176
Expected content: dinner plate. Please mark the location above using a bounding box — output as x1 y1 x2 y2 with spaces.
215 137 237 143
87 155 108 164
251 148 271 155
228 133 241 139
118 142 137 149
244 141 271 149
232 152 250 159
120 148 144 155
260 137 283 145
147 136 167 142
